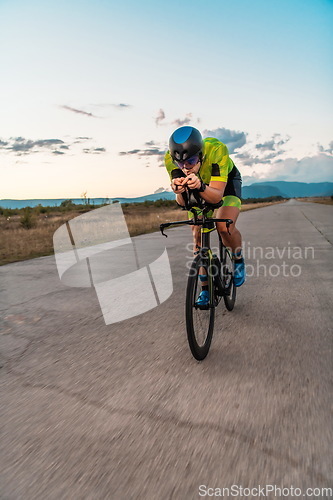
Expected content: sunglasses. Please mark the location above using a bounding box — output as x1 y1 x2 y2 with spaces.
175 155 200 168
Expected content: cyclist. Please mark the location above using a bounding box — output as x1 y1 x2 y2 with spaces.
165 126 245 306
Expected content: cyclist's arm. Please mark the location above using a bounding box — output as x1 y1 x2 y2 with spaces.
201 142 230 203
200 180 225 204
175 193 186 205
184 174 225 204
170 177 187 206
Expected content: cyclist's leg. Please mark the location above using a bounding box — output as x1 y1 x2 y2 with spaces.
186 208 200 254
216 202 242 254
191 224 201 254
216 195 246 287
215 166 243 256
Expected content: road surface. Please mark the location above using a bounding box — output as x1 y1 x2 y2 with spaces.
1 200 332 499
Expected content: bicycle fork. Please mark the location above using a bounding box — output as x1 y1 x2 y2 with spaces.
198 248 216 309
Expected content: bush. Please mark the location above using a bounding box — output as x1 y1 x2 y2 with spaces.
20 209 36 229
242 195 285 204
60 199 76 210
38 205 47 214
0 207 14 218
33 204 49 214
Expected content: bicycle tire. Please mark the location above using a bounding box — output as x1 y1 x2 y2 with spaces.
186 255 215 360
221 246 236 311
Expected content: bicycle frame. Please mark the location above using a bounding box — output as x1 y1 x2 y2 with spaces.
160 206 233 309
160 200 237 359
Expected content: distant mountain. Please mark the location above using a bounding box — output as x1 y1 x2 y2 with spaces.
242 184 283 199
0 192 175 209
1 182 332 209
243 181 333 199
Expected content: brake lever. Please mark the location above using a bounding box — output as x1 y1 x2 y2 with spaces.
226 219 233 236
159 223 170 238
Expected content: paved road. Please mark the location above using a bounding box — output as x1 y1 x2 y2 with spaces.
1 200 332 499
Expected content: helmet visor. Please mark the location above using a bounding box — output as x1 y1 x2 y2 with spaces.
175 154 200 169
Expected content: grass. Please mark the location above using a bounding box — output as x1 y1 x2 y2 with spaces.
0 199 286 266
0 206 185 265
297 196 333 206
240 200 286 211
1 213 74 265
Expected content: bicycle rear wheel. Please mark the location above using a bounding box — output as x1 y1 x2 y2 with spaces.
186 255 215 360
221 245 236 311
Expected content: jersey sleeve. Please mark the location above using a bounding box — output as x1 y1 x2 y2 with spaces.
210 143 231 183
165 151 178 180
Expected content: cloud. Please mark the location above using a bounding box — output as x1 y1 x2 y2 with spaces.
119 149 141 156
203 127 247 153
241 153 333 184
140 148 165 157
233 133 290 166
83 147 106 154
112 103 131 109
34 139 65 148
172 113 193 127
318 141 333 155
155 108 166 126
0 135 106 157
73 137 93 144
154 111 202 128
242 173 261 185
119 147 165 158
0 137 66 155
8 139 35 152
60 105 98 118
235 151 272 166
255 139 275 151
264 153 333 183
119 141 165 159
255 134 290 152
119 141 166 168
90 103 132 109
235 150 283 167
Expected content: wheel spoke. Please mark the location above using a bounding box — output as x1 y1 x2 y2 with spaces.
221 247 236 311
186 256 215 360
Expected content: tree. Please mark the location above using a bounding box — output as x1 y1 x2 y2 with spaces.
60 199 75 209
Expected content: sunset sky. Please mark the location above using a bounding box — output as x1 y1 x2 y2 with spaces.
1 0 332 199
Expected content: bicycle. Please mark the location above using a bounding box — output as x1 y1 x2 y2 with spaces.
160 189 236 360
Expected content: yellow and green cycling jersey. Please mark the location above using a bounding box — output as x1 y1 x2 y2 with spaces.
165 137 242 210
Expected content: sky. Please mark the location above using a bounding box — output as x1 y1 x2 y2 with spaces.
1 0 332 199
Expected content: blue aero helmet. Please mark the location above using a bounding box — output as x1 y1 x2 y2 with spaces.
169 126 203 162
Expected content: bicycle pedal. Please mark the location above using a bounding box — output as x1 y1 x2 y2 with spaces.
195 304 210 310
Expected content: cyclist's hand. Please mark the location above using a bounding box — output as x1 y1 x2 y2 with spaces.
186 173 201 190
171 178 187 193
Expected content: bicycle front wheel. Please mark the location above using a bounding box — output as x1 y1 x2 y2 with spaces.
186 255 215 360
